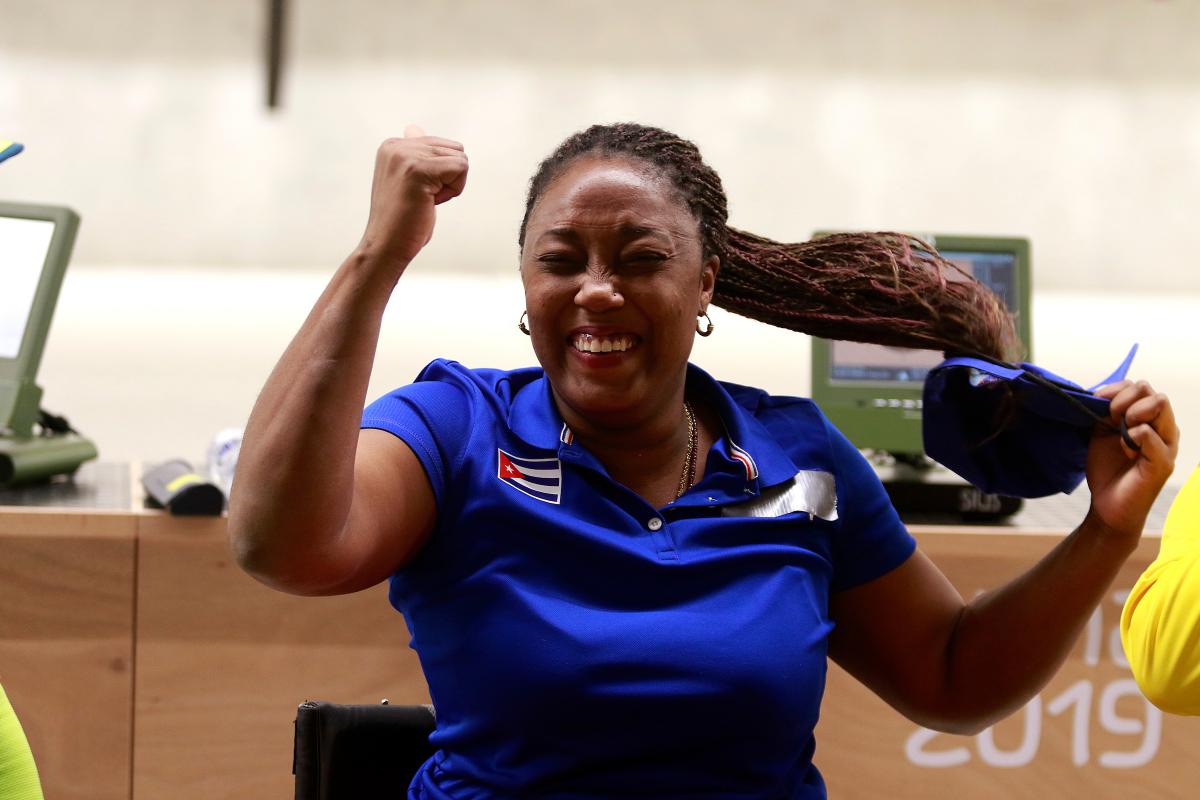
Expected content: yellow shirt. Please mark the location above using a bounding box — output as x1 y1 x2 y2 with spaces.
0 683 44 800
1121 465 1200 715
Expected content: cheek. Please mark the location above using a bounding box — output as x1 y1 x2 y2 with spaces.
521 279 568 352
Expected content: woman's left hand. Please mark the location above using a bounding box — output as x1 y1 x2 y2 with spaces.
1086 380 1180 542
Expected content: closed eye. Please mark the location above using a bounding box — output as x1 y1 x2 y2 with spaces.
620 252 672 272
535 253 583 271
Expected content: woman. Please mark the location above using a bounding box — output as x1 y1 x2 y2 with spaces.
229 123 1178 798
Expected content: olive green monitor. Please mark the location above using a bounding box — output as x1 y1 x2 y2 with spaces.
0 201 97 484
810 234 1031 458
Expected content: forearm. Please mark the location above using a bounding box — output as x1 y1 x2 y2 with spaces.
941 511 1137 731
228 247 405 585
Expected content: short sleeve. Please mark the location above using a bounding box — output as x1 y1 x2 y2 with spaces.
361 368 473 508
1120 464 1200 715
823 419 917 592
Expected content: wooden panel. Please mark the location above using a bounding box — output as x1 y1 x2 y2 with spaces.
817 532 1198 799
0 511 137 800
132 515 427 800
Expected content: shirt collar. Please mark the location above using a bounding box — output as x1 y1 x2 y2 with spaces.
684 363 800 493
507 364 800 493
507 371 571 452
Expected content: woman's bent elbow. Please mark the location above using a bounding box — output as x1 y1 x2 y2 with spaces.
227 517 338 596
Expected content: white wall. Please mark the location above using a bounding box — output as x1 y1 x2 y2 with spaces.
3 1 1198 480
38 267 1200 483
3 0 1200 291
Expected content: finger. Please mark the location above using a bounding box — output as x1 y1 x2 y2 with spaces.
423 155 469 204
400 129 465 152
426 144 468 159
435 175 468 205
1125 392 1175 431
1105 380 1155 422
1124 422 1175 478
1093 380 1132 400
1127 393 1181 461
417 136 464 151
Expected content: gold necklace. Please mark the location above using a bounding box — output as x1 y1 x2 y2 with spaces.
675 401 697 500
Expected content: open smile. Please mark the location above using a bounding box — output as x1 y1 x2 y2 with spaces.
570 332 640 354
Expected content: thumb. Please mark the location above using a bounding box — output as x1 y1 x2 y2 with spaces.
404 124 426 139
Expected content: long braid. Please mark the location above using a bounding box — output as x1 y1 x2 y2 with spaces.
519 123 1021 362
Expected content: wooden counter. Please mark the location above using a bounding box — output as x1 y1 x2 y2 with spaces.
1 465 1193 799
0 509 136 800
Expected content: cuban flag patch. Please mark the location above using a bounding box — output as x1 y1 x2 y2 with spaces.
497 448 562 504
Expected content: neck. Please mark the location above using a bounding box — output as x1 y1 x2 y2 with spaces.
553 387 695 506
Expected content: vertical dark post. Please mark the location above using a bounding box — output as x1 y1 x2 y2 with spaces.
267 0 287 109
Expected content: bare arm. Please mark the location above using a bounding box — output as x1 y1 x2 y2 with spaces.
829 379 1179 734
228 127 468 596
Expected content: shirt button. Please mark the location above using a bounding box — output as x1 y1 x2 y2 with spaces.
647 517 663 531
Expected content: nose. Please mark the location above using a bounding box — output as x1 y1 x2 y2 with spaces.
575 265 624 312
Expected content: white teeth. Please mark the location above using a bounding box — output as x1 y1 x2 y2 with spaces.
572 334 635 353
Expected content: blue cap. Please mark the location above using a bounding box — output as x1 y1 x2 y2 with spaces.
922 345 1138 498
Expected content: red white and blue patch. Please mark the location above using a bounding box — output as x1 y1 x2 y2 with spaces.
730 440 760 482
497 448 563 504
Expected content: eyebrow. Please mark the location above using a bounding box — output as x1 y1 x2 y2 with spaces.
538 223 672 243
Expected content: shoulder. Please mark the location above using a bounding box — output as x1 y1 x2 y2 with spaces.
369 358 544 416
412 358 543 400
361 359 549 504
716 378 844 467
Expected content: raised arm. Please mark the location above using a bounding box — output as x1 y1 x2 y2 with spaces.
1121 463 1200 714
227 127 468 596
829 379 1179 734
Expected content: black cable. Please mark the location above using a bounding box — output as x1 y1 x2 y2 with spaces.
37 409 76 436
943 349 1141 453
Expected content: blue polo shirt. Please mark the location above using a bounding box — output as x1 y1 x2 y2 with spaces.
363 359 915 799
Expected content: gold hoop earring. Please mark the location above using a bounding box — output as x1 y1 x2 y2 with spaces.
518 311 531 336
696 311 714 337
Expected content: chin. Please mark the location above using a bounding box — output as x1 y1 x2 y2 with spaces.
557 374 647 420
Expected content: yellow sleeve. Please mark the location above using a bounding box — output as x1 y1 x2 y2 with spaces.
0 683 45 800
1121 465 1200 715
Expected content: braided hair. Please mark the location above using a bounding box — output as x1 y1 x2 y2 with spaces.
518 122 1020 362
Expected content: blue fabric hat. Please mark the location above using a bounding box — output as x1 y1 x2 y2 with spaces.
922 345 1138 498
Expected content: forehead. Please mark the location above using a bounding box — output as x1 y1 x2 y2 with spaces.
526 156 696 241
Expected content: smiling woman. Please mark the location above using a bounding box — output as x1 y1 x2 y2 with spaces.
228 122 1179 799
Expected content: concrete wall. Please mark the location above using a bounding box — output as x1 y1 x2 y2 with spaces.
3 0 1200 291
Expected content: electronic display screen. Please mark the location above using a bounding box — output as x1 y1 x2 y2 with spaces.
829 250 1019 384
0 217 56 360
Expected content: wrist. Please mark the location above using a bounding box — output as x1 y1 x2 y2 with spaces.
346 241 411 287
1081 505 1143 556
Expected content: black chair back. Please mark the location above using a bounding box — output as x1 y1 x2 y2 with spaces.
293 701 436 800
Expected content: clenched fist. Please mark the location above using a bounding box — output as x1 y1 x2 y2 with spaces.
359 125 469 267
1086 379 1180 541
